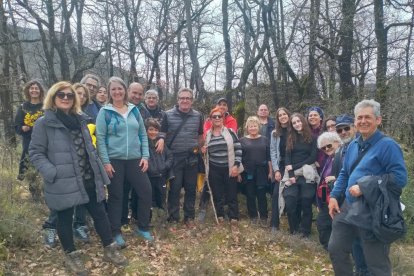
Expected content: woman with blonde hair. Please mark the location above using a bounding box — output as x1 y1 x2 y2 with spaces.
240 116 272 226
29 81 127 275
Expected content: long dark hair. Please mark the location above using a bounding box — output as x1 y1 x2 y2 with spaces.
273 107 291 137
286 113 313 150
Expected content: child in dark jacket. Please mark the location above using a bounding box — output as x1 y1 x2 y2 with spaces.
146 118 174 214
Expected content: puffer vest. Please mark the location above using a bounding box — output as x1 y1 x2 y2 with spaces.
165 106 201 157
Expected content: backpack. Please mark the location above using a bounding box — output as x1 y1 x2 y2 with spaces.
103 107 141 145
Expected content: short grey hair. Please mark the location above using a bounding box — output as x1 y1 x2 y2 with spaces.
354 99 381 118
317 131 343 149
145 89 159 99
178 87 193 97
80 73 100 86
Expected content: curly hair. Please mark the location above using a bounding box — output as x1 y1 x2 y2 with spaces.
23 80 45 101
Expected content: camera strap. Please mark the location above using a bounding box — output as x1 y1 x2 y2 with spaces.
167 114 191 148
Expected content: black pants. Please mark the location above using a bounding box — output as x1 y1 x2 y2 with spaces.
121 180 139 225
270 182 280 228
149 176 167 210
56 187 112 253
283 176 315 235
107 159 152 235
328 202 391 276
316 203 332 249
18 136 31 176
208 163 239 220
245 177 268 220
167 159 197 222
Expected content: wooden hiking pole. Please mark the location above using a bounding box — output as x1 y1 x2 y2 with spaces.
202 150 219 224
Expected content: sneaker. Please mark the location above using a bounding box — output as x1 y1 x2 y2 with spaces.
198 209 207 223
65 250 87 276
103 242 128 266
74 226 90 243
135 229 154 242
113 234 126 248
217 217 225 225
44 228 57 248
271 227 279 234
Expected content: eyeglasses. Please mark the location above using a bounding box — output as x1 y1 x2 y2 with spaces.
211 115 223 119
56 91 75 100
321 144 333 151
336 126 351 134
85 83 98 90
178 97 193 101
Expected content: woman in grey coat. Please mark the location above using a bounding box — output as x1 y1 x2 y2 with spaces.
29 81 127 275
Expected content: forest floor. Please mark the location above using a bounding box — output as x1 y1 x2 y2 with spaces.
1 187 413 276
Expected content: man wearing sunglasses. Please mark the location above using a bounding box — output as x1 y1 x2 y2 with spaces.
331 114 369 275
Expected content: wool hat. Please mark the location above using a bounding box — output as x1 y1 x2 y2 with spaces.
336 114 354 127
308 106 324 121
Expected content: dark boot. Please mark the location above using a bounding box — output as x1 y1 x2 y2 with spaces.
103 242 128 266
65 250 87 276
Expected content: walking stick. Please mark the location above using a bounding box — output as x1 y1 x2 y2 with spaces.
203 152 219 224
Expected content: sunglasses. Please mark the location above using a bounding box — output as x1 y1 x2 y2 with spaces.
55 91 75 100
321 144 333 151
211 115 223 119
336 126 351 134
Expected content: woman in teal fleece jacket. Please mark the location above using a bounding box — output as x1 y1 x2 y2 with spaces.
96 76 153 247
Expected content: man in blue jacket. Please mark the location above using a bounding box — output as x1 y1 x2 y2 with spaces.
328 99 407 276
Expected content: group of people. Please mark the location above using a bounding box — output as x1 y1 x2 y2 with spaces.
15 73 407 276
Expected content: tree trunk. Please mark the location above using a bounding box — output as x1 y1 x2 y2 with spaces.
338 0 356 101
184 0 206 100
0 2 16 146
374 0 387 106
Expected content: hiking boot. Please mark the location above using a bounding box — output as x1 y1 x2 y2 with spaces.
260 218 269 228
135 229 154 242
185 219 196 229
44 228 57 248
103 242 128 266
74 226 90 243
65 250 87 276
198 209 207 223
113 234 126 248
230 219 240 243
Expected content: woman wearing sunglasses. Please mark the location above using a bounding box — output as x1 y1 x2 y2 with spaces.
316 132 342 250
283 113 318 237
202 107 243 231
29 81 127 275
